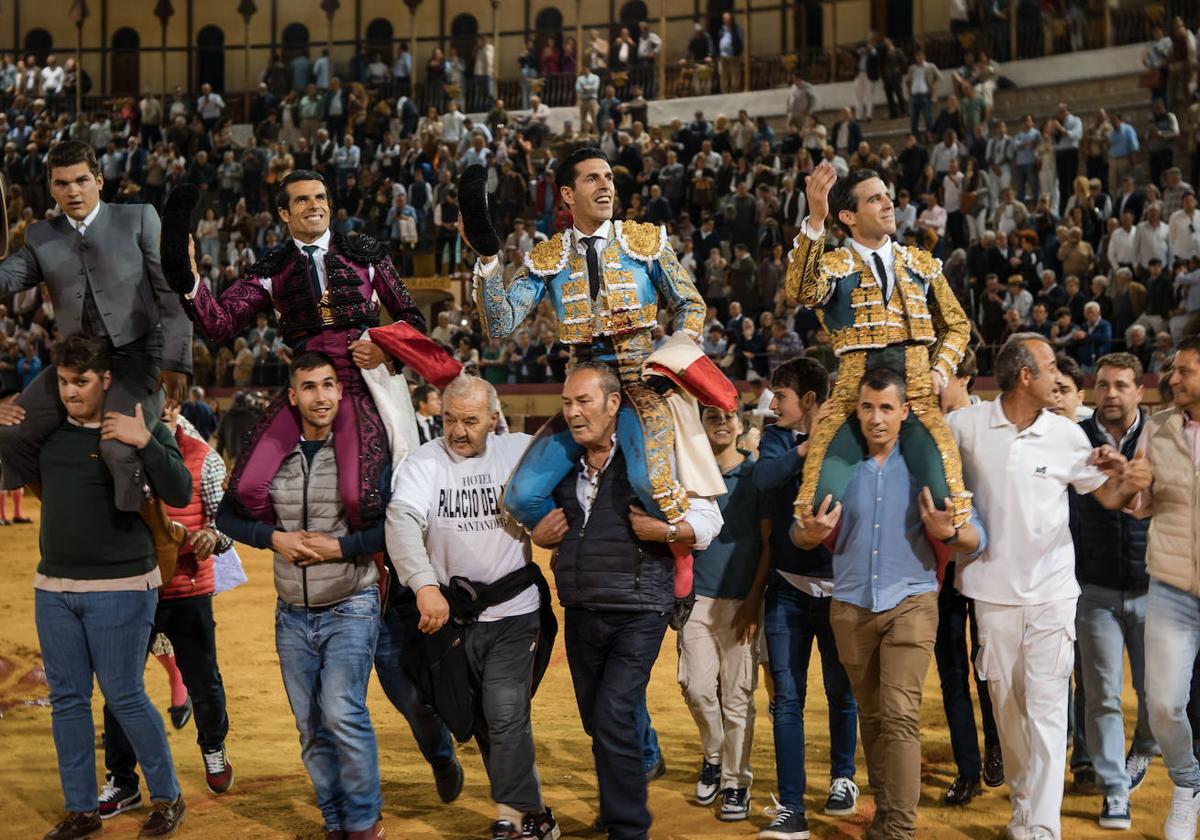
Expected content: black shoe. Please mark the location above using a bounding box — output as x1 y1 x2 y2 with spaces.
645 755 666 783
943 775 981 806
695 760 722 805
138 795 185 838
168 696 192 730
520 808 561 839
719 787 750 821
11 515 31 524
98 776 143 819
43 812 102 840
1073 764 1097 792
758 802 809 839
490 820 521 840
433 757 464 803
983 744 1005 788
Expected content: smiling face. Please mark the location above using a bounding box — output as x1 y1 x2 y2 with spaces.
1170 348 1200 414
839 176 895 241
702 407 743 454
49 161 103 221
278 178 330 242
288 363 341 436
560 157 614 229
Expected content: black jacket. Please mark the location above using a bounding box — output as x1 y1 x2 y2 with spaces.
1069 411 1150 592
551 446 674 613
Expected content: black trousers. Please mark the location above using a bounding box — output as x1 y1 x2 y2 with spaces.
104 594 230 788
0 331 161 511
934 563 999 780
1056 148 1080 215
564 608 668 840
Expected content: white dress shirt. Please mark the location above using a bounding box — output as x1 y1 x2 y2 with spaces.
66 201 102 236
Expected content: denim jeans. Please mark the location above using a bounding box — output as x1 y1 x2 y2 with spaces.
1076 583 1158 795
636 702 662 773
1014 163 1039 203
373 592 456 769
105 594 230 789
276 586 382 833
1146 578 1200 790
910 94 933 139
763 580 857 811
564 608 669 840
35 587 180 812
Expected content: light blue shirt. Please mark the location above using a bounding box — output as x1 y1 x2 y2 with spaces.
831 445 987 613
1014 128 1040 166
1108 122 1140 158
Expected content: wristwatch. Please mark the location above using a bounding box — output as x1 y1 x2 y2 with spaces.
665 523 679 543
939 528 960 546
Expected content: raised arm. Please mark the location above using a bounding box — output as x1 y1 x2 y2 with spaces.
650 237 705 338
471 255 547 340
0 242 43 297
185 271 274 345
784 162 836 307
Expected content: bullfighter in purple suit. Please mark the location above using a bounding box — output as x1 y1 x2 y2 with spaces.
163 172 427 531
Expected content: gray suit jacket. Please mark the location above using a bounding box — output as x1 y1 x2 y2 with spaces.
0 201 192 373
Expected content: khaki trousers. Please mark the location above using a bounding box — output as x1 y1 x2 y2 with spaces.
676 595 759 790
830 592 938 840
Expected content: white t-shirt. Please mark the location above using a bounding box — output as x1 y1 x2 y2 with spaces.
949 398 1106 606
391 432 540 621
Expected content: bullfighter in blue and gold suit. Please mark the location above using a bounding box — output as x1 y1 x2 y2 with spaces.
465 150 707 597
787 164 974 529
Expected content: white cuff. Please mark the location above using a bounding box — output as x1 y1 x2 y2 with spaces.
184 274 200 300
798 216 823 244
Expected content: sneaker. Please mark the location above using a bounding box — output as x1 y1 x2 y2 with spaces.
824 777 858 816
695 760 722 805
521 808 561 840
1099 795 1131 830
490 820 521 840
138 795 185 839
983 743 1005 788
202 744 234 793
43 811 102 840
1126 752 1152 794
168 697 192 730
719 787 750 821
98 776 143 819
1074 764 1098 792
645 755 666 783
1165 785 1200 840
758 795 810 839
433 757 464 803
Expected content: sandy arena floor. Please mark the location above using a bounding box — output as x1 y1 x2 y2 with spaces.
0 496 1177 838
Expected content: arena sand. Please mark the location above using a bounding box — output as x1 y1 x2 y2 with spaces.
0 497 1175 838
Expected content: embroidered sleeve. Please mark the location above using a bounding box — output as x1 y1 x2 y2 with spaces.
784 231 834 307
649 238 705 338
185 275 273 345
926 272 971 382
370 254 426 333
472 257 547 341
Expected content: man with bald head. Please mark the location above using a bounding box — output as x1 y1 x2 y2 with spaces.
386 374 559 840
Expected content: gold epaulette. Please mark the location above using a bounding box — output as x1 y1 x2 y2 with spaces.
899 244 943 282
819 248 855 279
615 220 667 262
524 233 570 276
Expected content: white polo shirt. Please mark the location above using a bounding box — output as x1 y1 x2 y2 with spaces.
948 398 1107 606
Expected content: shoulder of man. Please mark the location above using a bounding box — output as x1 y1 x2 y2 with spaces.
617 219 668 262
248 244 295 278
526 232 568 276
334 230 388 265
897 243 944 282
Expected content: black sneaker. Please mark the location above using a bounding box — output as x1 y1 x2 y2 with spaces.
983 743 1005 788
695 760 721 805
1126 751 1152 794
202 744 234 794
758 799 809 839
98 776 143 819
719 787 750 821
490 820 521 840
138 795 185 838
1099 794 1131 830
521 808 561 839
1074 764 1098 793
43 811 102 840
168 697 192 730
824 777 858 816
433 757 464 803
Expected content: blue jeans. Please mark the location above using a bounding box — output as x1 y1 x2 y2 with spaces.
1014 163 1039 203
35 587 180 812
636 703 662 773
1076 583 1158 796
1146 578 1200 790
276 587 383 833
373 592 456 769
763 580 857 811
910 94 933 139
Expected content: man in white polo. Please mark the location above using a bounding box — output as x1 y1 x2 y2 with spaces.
947 333 1151 840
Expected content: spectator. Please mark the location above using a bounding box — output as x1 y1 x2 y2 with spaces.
904 48 940 142
716 12 743 93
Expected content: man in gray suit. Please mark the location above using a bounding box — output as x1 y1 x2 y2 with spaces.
0 140 191 511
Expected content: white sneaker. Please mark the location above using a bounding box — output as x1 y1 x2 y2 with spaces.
1164 785 1200 840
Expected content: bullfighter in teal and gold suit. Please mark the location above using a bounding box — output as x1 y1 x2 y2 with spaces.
787 163 974 529
461 150 711 598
